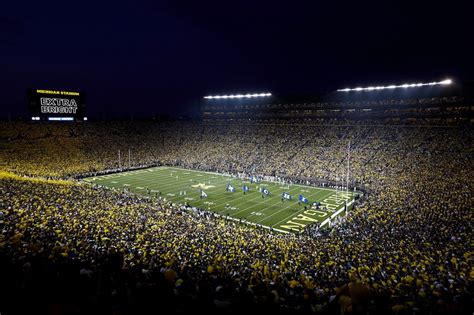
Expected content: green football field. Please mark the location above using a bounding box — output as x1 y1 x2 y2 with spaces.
83 166 357 233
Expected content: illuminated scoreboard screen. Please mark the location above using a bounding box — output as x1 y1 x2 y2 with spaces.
28 89 86 121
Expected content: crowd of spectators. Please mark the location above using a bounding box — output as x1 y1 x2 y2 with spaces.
202 96 465 111
201 96 470 123
0 120 472 314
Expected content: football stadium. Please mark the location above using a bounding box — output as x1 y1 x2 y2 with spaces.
1 3 473 315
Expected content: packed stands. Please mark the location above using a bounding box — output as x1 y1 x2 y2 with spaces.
0 116 473 314
201 96 472 124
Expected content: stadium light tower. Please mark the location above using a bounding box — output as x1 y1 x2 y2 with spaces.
337 78 452 92
203 92 272 99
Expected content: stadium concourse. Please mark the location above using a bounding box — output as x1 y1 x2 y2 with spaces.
0 119 473 314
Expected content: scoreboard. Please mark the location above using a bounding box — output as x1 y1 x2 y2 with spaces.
28 89 86 120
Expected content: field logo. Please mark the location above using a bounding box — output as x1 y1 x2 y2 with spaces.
191 183 215 189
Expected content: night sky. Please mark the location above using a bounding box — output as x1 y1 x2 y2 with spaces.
1 0 472 118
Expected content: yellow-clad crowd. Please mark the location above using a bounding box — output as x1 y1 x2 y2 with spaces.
0 121 472 314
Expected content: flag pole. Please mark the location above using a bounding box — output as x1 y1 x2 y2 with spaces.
347 140 351 194
346 140 351 214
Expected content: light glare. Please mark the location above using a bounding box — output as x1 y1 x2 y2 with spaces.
337 79 453 92
440 79 452 85
204 92 272 99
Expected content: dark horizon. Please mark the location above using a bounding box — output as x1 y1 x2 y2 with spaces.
1 0 472 119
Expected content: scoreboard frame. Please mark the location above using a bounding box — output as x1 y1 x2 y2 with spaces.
28 88 86 121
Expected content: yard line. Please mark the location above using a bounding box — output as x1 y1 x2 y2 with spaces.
94 169 253 207
186 182 264 211
134 173 238 206
230 183 308 217
230 189 297 217
192 210 289 234
93 169 306 217
269 190 335 228
83 166 356 233
212 191 273 215
146 166 358 195
211 182 306 216
108 169 208 189
167 166 234 178
106 170 278 217
256 188 333 225
228 185 326 225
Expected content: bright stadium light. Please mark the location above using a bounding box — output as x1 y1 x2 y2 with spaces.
337 79 453 92
204 92 272 99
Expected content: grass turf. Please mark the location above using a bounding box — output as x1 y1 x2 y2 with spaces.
83 166 356 233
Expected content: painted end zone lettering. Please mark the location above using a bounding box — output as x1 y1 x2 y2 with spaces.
278 210 328 232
